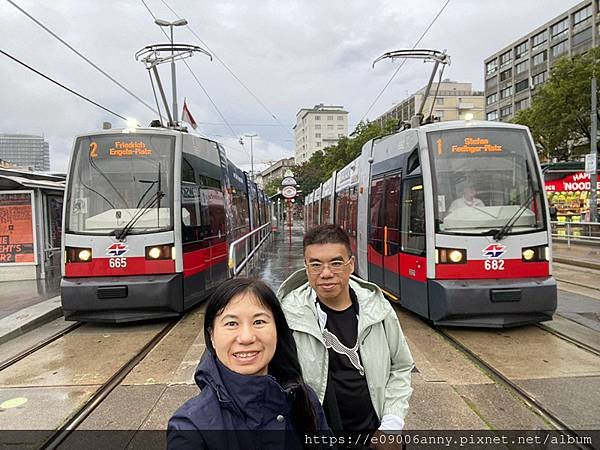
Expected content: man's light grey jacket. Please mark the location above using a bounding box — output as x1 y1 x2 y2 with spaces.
277 269 414 429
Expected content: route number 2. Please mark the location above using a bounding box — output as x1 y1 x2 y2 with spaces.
484 260 504 271
109 257 127 268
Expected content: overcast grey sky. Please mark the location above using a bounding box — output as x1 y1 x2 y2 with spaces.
0 0 584 172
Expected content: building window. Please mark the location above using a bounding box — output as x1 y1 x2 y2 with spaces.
315 124 321 129
315 133 321 138
436 98 444 105
435 110 444 118
500 86 513 99
515 41 528 59
327 124 334 130
516 60 529 74
500 105 513 117
499 51 512 67
486 75 498 90
572 27 593 46
487 110 498 121
500 69 512 82
337 115 344 120
315 115 321 120
515 78 529 93
338 134 345 138
515 98 530 111
532 51 547 66
486 60 498 75
486 93 498 105
532 71 547 86
327 115 333 120
551 40 568 57
573 5 592 25
551 18 569 37
532 30 547 48
337 125 344 130
316 142 321 147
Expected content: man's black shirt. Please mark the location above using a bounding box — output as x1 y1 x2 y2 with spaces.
317 288 380 433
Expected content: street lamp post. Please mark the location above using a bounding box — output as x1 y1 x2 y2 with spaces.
243 133 258 182
154 18 188 126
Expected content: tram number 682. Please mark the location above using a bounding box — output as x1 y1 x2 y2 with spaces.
109 257 127 268
484 260 504 271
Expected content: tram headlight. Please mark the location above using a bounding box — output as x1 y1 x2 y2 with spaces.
65 246 92 263
521 245 548 262
145 244 173 260
436 247 467 264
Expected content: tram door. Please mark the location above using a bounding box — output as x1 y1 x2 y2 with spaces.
368 172 402 297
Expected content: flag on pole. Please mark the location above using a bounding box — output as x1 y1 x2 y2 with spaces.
182 100 198 129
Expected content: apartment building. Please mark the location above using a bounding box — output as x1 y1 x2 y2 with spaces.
374 80 485 127
484 0 598 122
293 104 349 164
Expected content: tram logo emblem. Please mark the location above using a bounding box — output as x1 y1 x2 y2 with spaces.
482 243 506 259
106 243 128 257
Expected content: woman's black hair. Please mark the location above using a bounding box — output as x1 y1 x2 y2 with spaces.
204 278 318 435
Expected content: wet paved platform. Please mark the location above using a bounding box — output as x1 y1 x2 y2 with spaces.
0 276 60 320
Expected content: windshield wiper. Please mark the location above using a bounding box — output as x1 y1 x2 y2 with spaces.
493 189 538 241
114 190 165 240
115 163 164 240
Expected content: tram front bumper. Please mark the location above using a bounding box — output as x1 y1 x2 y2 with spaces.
428 276 557 328
61 273 183 323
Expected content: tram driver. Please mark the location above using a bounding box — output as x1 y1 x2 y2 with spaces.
448 183 485 212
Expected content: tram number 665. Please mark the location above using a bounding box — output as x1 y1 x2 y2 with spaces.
484 260 504 271
109 257 127 268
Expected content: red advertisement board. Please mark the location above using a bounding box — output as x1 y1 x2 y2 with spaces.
545 172 600 192
0 192 35 264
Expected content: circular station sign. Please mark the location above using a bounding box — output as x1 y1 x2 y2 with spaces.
281 176 297 186
281 185 297 199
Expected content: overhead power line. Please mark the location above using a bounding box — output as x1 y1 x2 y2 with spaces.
139 0 242 143
6 0 159 116
358 0 450 124
0 48 127 121
158 0 289 132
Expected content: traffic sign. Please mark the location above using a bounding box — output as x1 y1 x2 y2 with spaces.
282 186 297 198
585 153 597 174
281 176 296 186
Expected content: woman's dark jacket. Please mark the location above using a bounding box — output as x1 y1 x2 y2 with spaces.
167 352 331 450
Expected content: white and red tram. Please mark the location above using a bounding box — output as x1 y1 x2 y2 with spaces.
61 126 270 322
305 120 556 327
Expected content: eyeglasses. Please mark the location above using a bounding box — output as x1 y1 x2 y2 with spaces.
305 257 353 274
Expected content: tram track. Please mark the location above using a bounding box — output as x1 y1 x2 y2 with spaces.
536 323 600 358
436 327 596 450
0 322 83 372
41 319 178 450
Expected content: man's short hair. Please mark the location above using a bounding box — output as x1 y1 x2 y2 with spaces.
303 224 352 257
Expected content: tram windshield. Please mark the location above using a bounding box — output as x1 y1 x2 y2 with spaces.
427 128 545 235
66 134 175 235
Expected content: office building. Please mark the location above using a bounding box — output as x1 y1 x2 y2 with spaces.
374 80 485 127
0 134 50 171
484 0 597 122
294 104 349 164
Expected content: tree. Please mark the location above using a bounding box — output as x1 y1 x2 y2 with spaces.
263 177 283 197
513 47 600 160
295 118 399 197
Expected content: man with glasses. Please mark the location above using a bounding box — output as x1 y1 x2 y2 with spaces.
278 224 413 446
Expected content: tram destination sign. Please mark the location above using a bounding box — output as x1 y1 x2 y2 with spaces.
282 186 297 199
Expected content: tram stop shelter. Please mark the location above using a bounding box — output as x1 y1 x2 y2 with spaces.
0 167 65 282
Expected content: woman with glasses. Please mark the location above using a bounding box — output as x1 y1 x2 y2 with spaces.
278 225 413 449
167 278 331 449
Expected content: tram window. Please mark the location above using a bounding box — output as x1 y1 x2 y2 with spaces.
401 177 425 256
384 175 401 255
322 196 331 223
181 182 202 243
348 187 358 238
369 178 385 253
407 149 420 174
182 157 195 183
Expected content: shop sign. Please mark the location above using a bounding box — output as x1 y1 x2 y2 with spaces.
0 192 35 264
545 172 600 192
